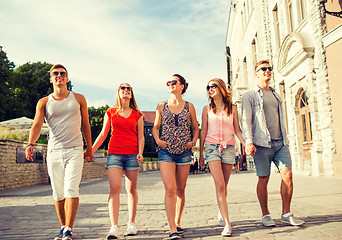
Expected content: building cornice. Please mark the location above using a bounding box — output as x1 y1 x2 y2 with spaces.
322 24 342 48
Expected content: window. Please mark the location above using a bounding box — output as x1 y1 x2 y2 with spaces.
298 0 307 21
287 0 295 32
273 4 281 49
243 57 248 86
279 82 288 132
251 38 257 67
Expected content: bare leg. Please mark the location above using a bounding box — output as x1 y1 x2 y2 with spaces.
257 176 270 216
64 197 79 228
175 164 190 228
280 168 293 215
108 168 123 226
125 170 139 223
55 199 66 226
159 162 177 233
209 161 233 226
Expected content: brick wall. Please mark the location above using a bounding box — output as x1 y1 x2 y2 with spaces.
0 139 107 191
0 139 159 191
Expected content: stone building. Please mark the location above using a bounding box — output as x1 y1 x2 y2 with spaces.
226 0 342 176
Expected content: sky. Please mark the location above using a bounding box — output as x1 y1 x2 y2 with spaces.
1 0 230 120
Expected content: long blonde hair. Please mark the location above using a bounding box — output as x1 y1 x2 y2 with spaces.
114 83 142 115
207 78 232 115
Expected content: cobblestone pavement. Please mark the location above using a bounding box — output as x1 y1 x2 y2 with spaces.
1 170 342 239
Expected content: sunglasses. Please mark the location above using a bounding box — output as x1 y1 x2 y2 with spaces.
206 83 218 91
120 86 132 91
258 67 273 72
166 80 178 86
51 71 67 77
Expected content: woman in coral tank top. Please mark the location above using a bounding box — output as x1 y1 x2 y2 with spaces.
91 83 144 239
199 78 245 237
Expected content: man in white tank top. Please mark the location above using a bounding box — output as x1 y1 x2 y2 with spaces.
25 64 93 240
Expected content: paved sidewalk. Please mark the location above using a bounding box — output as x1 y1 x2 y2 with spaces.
1 170 342 239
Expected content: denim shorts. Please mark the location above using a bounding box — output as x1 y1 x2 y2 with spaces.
254 140 292 177
158 148 192 165
107 153 140 171
205 144 235 164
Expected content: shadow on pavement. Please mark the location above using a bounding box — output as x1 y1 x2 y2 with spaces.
1 201 342 239
230 213 342 236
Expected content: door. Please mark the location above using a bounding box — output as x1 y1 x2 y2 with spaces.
298 90 312 170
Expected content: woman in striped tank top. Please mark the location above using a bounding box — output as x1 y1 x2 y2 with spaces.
199 78 245 237
153 74 199 239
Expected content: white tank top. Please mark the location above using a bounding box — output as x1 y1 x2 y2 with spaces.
45 92 83 151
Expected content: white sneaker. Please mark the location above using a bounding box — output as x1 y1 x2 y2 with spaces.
218 212 225 227
262 214 276 227
126 222 137 235
281 213 305 226
107 225 118 239
221 225 232 236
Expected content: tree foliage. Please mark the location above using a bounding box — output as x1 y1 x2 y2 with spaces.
0 49 73 121
0 50 15 121
11 62 54 119
88 104 111 149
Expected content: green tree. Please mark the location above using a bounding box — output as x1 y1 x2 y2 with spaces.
11 62 53 119
0 49 15 121
10 62 73 119
88 105 111 149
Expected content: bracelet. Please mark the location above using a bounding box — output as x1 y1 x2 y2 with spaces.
26 144 34 148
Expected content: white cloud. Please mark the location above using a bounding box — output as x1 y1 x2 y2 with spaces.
1 0 229 114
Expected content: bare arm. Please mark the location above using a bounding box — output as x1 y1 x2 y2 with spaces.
75 93 93 162
136 116 145 164
26 97 48 161
152 102 169 149
92 113 111 154
199 105 208 167
233 105 246 147
186 102 199 149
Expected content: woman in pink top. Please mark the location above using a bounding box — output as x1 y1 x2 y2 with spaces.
199 78 245 237
91 83 144 239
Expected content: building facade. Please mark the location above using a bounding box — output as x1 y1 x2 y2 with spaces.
226 0 342 176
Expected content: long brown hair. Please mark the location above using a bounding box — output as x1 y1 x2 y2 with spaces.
207 78 232 115
114 83 143 115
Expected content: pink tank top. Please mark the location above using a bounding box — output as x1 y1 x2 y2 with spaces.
204 105 235 152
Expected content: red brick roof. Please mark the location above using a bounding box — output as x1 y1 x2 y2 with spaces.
142 111 156 125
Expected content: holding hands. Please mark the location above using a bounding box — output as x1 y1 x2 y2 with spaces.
199 155 205 168
245 143 257 157
84 147 93 163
